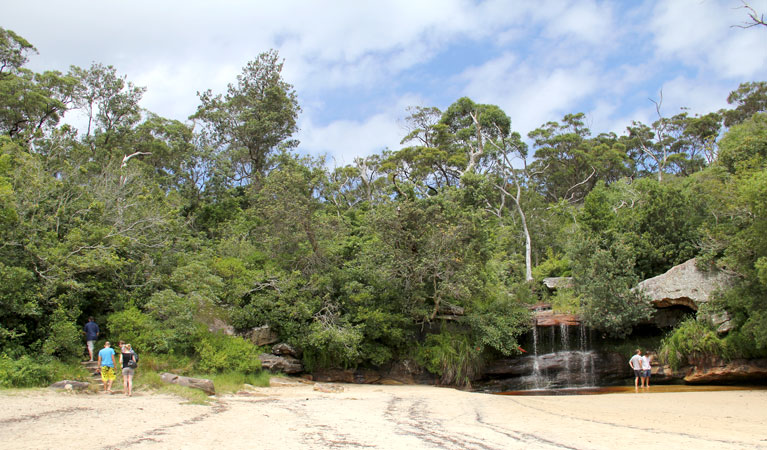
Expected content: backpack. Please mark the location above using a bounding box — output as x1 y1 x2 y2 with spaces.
127 350 138 368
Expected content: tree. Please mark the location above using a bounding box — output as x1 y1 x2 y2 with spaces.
191 50 300 187
528 113 616 202
571 236 654 338
70 63 145 147
722 81 767 127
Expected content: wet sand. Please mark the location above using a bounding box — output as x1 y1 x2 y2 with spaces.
1 381 766 449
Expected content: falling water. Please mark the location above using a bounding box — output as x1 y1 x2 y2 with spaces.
522 323 598 390
531 324 543 389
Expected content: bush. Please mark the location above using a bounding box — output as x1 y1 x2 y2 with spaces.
42 308 81 360
416 330 482 387
107 305 207 355
659 318 725 370
300 321 363 371
194 332 262 374
0 355 52 388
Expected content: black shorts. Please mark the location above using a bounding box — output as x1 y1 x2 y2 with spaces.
634 369 643 377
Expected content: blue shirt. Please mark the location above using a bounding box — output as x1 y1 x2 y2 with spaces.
98 347 116 367
84 322 99 340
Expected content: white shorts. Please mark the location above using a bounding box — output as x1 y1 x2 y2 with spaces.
87 340 96 352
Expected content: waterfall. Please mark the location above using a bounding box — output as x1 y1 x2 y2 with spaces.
522 323 598 390
531 323 543 389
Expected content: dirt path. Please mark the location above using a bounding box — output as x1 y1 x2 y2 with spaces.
1 384 766 449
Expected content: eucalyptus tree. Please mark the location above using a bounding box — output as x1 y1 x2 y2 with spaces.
385 98 510 197
70 63 145 148
0 28 77 145
722 81 767 128
528 113 615 202
191 50 300 188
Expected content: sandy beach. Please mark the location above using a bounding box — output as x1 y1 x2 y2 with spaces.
1 381 766 450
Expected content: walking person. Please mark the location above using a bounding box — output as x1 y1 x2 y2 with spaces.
629 349 643 389
641 352 652 387
83 317 100 361
97 341 117 394
120 344 137 397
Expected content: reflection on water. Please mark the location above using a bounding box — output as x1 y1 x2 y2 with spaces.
497 385 767 396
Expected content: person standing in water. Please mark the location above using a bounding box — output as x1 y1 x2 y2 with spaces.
629 349 643 389
641 352 652 387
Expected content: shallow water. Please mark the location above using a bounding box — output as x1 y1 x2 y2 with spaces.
497 384 767 396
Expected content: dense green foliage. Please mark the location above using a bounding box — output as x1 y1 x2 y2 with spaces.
1 26 766 386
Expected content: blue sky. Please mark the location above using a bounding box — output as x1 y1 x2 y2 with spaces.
6 0 767 165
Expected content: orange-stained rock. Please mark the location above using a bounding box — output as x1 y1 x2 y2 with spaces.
683 357 767 384
534 311 580 326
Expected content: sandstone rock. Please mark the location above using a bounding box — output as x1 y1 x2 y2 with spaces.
542 277 574 290
259 353 303 374
636 258 735 310
207 317 235 335
160 373 215 395
708 311 734 335
534 310 580 326
436 302 465 320
683 357 767 384
49 380 90 391
249 325 279 346
272 342 301 358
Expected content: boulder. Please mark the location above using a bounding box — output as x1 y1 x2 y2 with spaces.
249 325 279 346
259 353 303 374
49 380 90 391
272 343 301 358
436 302 465 320
207 318 235 336
160 373 215 395
636 259 735 310
683 357 767 384
542 277 574 290
709 311 735 335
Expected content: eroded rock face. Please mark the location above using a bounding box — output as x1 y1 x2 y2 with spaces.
272 343 301 358
534 311 580 326
249 325 279 346
480 351 631 391
636 259 735 310
542 277 574 290
683 357 767 384
259 353 303 374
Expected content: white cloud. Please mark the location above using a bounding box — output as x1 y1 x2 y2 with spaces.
459 54 601 134
298 94 424 166
650 0 767 79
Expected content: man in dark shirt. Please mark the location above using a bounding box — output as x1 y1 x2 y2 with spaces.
83 317 100 361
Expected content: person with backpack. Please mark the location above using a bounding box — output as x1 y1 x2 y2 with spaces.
120 344 138 396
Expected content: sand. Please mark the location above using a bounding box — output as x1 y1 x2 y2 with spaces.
1 381 766 450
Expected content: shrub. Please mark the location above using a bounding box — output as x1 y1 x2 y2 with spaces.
194 332 262 374
659 318 725 370
300 321 363 371
416 330 482 387
107 306 167 353
0 355 52 388
42 308 81 360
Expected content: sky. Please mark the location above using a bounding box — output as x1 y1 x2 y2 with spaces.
5 0 767 166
